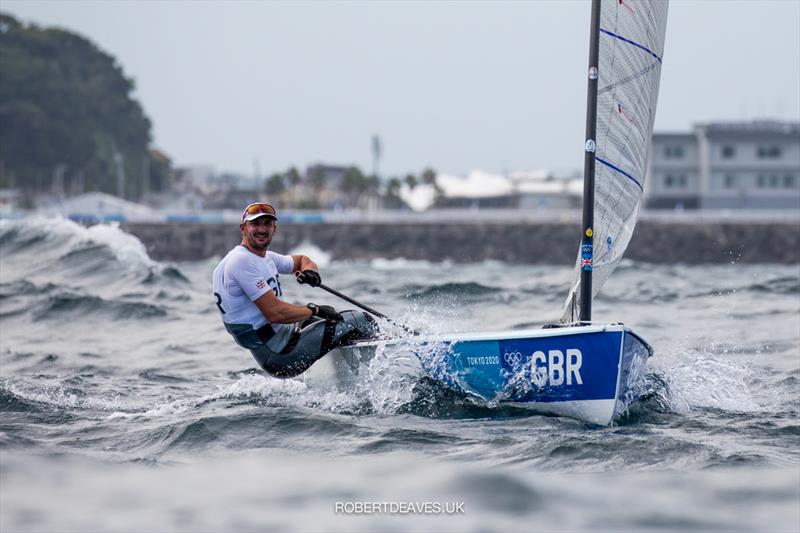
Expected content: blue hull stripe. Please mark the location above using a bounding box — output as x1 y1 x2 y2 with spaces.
600 29 663 63
596 156 644 192
418 331 625 403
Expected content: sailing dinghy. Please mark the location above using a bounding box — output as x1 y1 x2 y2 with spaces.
309 0 669 425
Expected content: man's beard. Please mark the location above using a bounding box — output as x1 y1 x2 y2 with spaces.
247 232 271 250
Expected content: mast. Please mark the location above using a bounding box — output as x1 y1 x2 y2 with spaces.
579 0 601 323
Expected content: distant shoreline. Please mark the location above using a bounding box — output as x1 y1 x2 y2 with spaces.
121 216 800 264
4 207 799 225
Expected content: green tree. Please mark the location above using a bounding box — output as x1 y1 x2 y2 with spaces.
421 167 437 185
385 177 401 197
285 166 301 187
265 173 286 196
308 166 326 192
0 13 164 199
341 166 366 195
148 149 172 194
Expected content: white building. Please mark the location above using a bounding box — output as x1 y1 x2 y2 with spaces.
173 165 216 194
510 170 581 209
647 121 800 209
48 192 158 222
401 169 580 211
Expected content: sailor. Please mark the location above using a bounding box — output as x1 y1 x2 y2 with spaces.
212 202 378 378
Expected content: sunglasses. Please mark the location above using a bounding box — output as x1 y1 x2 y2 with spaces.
242 203 277 221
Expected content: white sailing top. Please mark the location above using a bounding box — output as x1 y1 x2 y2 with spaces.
212 246 294 329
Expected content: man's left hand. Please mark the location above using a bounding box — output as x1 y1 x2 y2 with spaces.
295 269 321 287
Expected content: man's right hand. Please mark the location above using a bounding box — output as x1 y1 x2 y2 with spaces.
307 303 342 322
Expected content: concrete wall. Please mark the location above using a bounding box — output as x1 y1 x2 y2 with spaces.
124 220 800 264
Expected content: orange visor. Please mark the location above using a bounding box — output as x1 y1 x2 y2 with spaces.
242 202 277 223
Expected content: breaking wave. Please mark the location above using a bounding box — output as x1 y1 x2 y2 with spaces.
0 218 188 322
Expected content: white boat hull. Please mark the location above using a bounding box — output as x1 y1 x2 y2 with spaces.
305 323 652 425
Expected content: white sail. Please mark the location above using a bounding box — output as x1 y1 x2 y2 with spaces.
563 0 669 322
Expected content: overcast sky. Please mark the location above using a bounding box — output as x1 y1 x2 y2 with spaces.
4 0 800 177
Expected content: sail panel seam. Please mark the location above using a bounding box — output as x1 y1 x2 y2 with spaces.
600 28 663 63
595 156 643 192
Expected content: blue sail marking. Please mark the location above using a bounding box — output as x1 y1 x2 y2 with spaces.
600 29 663 63
595 156 643 192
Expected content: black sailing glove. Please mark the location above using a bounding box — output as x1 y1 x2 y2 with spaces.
295 270 321 287
307 303 342 322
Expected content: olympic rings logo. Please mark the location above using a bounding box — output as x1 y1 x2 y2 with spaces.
503 351 523 367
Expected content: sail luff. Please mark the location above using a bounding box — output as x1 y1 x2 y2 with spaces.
563 0 669 323
579 0 603 323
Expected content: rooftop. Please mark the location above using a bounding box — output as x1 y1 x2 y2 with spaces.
699 120 800 137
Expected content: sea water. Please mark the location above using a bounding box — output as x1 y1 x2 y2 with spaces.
1 217 798 532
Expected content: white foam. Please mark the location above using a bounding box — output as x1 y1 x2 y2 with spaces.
1 216 155 270
368 257 452 270
287 240 331 267
361 343 423 414
653 344 768 414
112 372 366 420
85 222 154 268
5 381 141 413
394 301 469 336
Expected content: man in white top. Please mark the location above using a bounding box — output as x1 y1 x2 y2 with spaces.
213 202 378 378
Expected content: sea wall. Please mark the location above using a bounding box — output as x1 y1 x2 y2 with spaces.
123 219 800 264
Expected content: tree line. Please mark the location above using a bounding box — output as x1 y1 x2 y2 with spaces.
264 166 440 209
0 12 441 210
0 13 170 203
